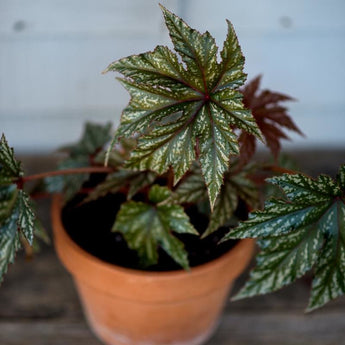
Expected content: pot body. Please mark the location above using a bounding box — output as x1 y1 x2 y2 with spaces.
52 195 254 345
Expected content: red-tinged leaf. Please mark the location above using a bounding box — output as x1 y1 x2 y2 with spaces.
238 132 256 167
239 76 303 162
261 122 290 158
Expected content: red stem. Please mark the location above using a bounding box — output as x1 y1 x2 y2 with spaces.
22 166 113 183
264 165 299 175
167 168 174 190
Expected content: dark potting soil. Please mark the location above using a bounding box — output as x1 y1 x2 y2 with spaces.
62 193 240 272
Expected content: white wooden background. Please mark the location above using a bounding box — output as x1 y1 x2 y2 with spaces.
1 0 344 152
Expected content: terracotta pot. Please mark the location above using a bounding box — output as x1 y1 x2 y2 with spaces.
52 194 254 345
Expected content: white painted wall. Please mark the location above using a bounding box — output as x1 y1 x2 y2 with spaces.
1 0 344 152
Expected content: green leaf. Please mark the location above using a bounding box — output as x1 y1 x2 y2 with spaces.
84 169 156 203
173 162 259 236
227 198 331 239
148 184 171 204
0 134 23 185
0 137 39 283
336 164 345 190
113 185 198 269
233 224 323 300
0 185 18 223
106 6 262 208
217 20 247 90
0 206 21 283
16 191 35 245
173 164 206 204
307 200 345 311
0 188 37 283
160 5 219 91
97 137 136 168
226 166 345 311
62 122 112 156
44 157 90 202
43 122 113 202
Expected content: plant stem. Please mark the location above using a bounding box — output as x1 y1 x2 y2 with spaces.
167 168 174 190
22 166 113 183
264 165 299 175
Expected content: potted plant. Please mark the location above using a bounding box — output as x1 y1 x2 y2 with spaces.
0 5 344 345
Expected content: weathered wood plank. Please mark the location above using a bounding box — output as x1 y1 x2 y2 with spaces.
209 311 345 345
0 321 102 345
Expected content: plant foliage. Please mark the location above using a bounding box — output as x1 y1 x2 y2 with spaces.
0 135 37 283
113 185 198 269
43 122 112 201
105 5 262 208
224 166 345 311
173 162 259 237
239 75 303 163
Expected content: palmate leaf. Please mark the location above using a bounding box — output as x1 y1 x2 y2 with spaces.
105 6 262 208
225 166 345 311
0 136 39 282
0 188 37 282
113 185 198 269
173 162 259 237
239 76 303 163
0 134 23 186
61 122 112 156
0 204 21 282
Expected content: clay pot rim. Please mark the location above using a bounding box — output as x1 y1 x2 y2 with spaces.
53 194 252 281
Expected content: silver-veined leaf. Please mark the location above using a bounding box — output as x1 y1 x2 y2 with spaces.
173 162 259 236
227 166 345 311
84 169 156 203
106 6 262 208
112 185 198 269
0 135 23 186
0 206 21 283
16 190 35 245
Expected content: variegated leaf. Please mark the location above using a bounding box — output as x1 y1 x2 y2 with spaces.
0 138 40 283
227 166 345 311
0 135 23 185
0 185 18 223
233 224 323 300
0 188 38 283
43 122 113 202
203 181 238 237
16 190 35 245
173 164 205 204
337 164 345 190
0 206 21 283
84 169 156 203
106 6 262 208
204 169 259 237
307 200 345 311
174 162 259 236
113 185 198 269
44 157 89 202
227 198 331 239
62 122 112 156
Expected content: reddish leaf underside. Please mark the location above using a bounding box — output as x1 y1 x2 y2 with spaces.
239 75 304 163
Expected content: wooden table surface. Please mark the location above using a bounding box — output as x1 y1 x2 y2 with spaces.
1 153 345 345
